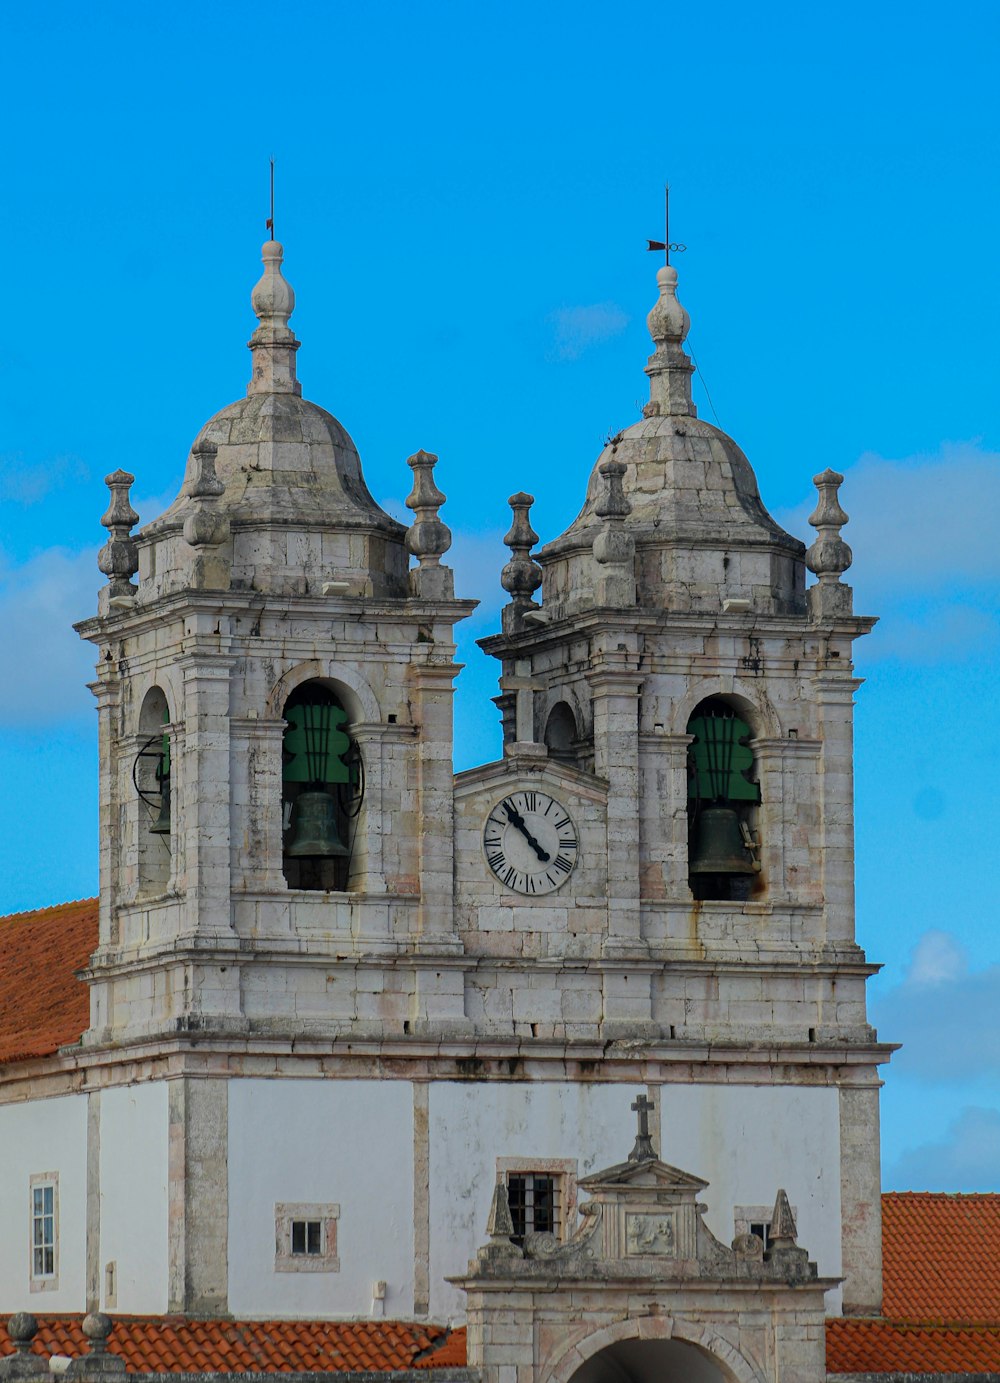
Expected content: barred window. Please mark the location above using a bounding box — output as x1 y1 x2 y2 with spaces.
506 1172 559 1244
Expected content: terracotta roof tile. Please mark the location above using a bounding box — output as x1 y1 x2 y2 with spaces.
0 898 96 1064
0 1320 461 1374
828 1192 1000 1374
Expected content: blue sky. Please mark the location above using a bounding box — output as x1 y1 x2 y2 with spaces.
1 0 998 1190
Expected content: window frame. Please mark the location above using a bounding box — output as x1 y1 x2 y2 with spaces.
274 1202 340 1274
734 1202 798 1253
497 1157 578 1245
29 1172 59 1292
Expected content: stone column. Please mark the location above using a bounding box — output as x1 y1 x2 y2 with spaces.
638 730 692 904
229 716 286 894
177 641 235 938
168 1076 229 1315
814 672 861 943
408 653 463 951
589 647 644 957
840 1081 884 1315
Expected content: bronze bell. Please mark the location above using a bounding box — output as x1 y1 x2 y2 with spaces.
149 776 171 836
689 806 753 875
286 790 350 858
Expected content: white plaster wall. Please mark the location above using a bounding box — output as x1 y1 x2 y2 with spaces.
662 1084 843 1312
428 1081 631 1320
0 1094 87 1310
100 1082 169 1312
228 1079 414 1318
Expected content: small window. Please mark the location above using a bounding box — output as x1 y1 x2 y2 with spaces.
507 1173 557 1243
749 1220 771 1252
735 1203 796 1253
29 1174 58 1291
275 1202 340 1273
291 1219 323 1256
497 1157 578 1247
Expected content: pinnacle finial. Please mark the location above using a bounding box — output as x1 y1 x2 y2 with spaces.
405 450 452 567
806 468 853 619
98 470 139 599
478 1181 521 1261
643 264 696 419
768 1189 799 1250
593 460 636 607
501 493 543 630
248 239 301 397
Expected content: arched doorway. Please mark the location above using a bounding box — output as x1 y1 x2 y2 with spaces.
568 1338 731 1383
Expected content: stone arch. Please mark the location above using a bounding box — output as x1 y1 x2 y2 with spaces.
135 684 172 894
267 659 380 724
671 675 781 740
545 1316 764 1383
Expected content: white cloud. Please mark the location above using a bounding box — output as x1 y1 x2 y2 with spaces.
776 441 1000 662
905 929 968 987
548 302 629 361
0 546 99 723
0 453 89 505
873 929 1000 1083
886 1106 1000 1192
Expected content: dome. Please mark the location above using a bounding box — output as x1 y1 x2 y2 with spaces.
538 264 805 618
140 240 407 599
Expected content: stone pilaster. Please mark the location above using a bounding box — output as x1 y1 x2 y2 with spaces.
840 1081 884 1315
589 646 644 957
177 642 235 938
168 1077 229 1315
814 672 861 943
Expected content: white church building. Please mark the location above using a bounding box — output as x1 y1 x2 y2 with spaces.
0 231 901 1383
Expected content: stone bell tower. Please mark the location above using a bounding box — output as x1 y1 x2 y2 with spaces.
479 259 887 1314
76 239 476 1052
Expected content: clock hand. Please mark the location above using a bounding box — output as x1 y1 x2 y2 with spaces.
503 802 551 863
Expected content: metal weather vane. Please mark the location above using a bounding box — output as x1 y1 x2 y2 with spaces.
266 156 275 238
647 183 686 265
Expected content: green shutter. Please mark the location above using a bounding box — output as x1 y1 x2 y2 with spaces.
283 702 351 785
687 712 759 803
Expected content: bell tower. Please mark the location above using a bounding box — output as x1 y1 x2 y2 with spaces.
478 258 885 1313
77 239 477 1051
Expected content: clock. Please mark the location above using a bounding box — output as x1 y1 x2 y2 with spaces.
483 790 579 895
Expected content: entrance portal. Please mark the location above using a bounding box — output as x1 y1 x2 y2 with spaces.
568 1338 729 1383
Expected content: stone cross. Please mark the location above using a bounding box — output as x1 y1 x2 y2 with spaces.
628 1092 656 1162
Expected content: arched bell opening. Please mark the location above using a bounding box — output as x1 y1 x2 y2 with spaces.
281 681 364 893
686 696 761 902
135 685 171 894
567 1336 732 1383
543 701 579 766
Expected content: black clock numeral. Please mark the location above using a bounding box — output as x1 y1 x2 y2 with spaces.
546 873 556 887
484 834 502 847
553 854 573 874
543 798 555 815
527 876 536 893
488 851 506 871
554 816 570 829
558 836 578 850
503 865 516 887
524 791 537 812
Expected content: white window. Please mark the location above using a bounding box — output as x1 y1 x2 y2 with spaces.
274 1202 340 1273
497 1157 578 1246
29 1174 58 1291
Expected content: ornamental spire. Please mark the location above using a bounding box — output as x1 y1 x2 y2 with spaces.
643 263 695 419
248 239 301 397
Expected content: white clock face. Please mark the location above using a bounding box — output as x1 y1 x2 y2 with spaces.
483 790 579 895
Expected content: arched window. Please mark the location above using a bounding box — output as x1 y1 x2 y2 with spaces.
135 686 171 894
281 682 363 892
686 698 760 901
543 701 578 765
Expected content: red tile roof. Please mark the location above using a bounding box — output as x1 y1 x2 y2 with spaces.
0 1319 467 1374
829 1192 1000 1373
0 899 96 1064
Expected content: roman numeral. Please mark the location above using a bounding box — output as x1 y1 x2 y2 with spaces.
488 851 506 870
524 791 537 812
558 836 578 849
484 834 502 847
554 855 573 873
554 816 569 829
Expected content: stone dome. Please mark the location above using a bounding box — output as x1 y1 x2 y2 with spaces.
538 264 805 618
140 240 407 599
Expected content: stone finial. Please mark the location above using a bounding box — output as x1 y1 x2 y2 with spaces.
500 492 543 632
478 1181 521 1262
593 459 636 608
66 1315 125 1379
405 450 454 598
806 468 853 619
183 441 229 550
643 265 696 419
97 470 139 599
248 239 302 397
768 1189 799 1250
0 1313 46 1378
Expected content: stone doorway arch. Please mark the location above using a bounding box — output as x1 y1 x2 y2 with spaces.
546 1318 764 1383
